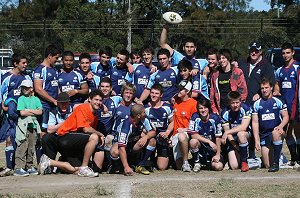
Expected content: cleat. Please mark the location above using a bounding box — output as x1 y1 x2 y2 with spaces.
135 166 150 175
241 162 249 172
78 166 99 177
193 163 201 172
268 163 279 172
13 168 29 177
27 167 39 175
39 154 51 175
181 162 192 172
0 168 14 177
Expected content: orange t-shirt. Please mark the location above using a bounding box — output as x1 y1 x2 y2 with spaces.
173 98 197 136
57 103 98 136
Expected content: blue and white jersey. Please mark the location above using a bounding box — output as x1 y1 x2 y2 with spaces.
0 70 2 104
111 66 128 95
58 70 86 104
192 74 209 100
48 105 73 126
90 62 113 79
96 96 120 136
188 113 222 141
33 64 59 108
145 102 173 134
1 72 31 102
125 63 151 98
172 50 208 73
252 97 287 137
111 102 135 135
275 61 299 114
220 103 252 130
146 66 179 102
117 117 154 147
75 68 101 92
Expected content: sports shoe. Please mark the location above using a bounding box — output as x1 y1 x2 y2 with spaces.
193 163 201 172
268 163 279 172
241 162 249 172
13 168 29 177
0 168 14 177
182 162 192 172
39 154 51 175
27 167 39 175
135 166 150 175
78 166 99 177
292 162 300 169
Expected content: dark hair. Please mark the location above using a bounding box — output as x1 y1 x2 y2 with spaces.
62 51 74 60
79 52 91 62
118 49 130 61
89 89 104 99
227 91 241 102
151 84 164 95
12 53 27 67
44 44 61 58
99 46 113 57
281 42 294 51
218 49 232 62
183 37 197 47
260 77 273 87
130 48 141 59
100 77 112 86
207 48 218 56
141 45 154 55
157 48 170 59
197 99 212 112
178 59 193 71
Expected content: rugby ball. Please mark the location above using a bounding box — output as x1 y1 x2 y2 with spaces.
162 12 182 24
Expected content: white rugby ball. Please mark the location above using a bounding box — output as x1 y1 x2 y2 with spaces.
162 12 182 24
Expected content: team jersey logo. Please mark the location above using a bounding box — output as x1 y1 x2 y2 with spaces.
261 113 275 121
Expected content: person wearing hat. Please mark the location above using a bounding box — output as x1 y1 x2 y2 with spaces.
239 41 276 105
14 79 43 176
41 92 73 172
172 80 197 172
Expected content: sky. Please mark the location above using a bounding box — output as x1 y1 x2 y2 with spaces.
249 0 271 11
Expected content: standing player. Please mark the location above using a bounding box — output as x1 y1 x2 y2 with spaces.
160 24 208 75
188 99 223 172
221 91 252 172
139 48 179 103
130 48 142 64
90 46 114 79
58 51 89 105
274 43 300 167
210 49 248 114
110 104 156 175
0 54 31 176
145 84 174 170
252 78 289 172
202 48 219 82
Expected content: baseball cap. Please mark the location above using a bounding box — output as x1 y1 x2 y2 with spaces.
20 79 33 88
176 80 192 92
57 92 70 103
248 41 262 51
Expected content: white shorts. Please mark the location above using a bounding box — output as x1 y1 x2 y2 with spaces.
171 132 189 161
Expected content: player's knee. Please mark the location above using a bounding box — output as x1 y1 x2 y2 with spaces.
178 133 187 143
189 139 198 148
149 138 156 147
89 133 99 143
110 147 119 158
237 132 247 143
212 162 223 171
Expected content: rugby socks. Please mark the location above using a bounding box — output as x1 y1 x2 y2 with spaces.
138 145 156 166
286 137 297 162
35 145 42 164
5 146 14 169
191 148 200 163
239 142 249 163
273 140 283 165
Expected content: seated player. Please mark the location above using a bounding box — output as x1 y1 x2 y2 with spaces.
252 78 289 172
220 91 252 172
109 104 156 176
145 84 174 170
188 99 223 172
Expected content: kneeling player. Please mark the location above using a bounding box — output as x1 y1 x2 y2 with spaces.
221 91 252 172
252 78 289 172
188 100 223 172
110 104 156 175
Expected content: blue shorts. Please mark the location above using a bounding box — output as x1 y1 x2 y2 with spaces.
260 132 272 147
200 142 225 166
41 108 51 132
226 131 251 153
